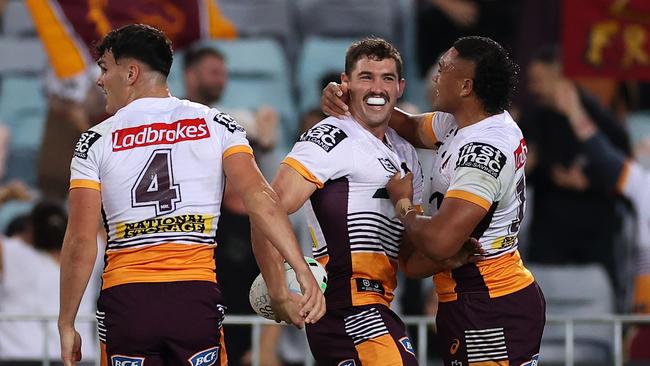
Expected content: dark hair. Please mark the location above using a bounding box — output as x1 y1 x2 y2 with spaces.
30 201 67 253
95 24 173 77
453 36 518 114
183 46 225 71
530 44 561 65
5 214 29 237
345 37 403 79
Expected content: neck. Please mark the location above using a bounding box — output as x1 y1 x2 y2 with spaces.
126 80 170 106
452 100 493 128
350 109 388 140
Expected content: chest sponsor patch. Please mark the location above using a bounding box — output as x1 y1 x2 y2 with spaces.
112 118 210 151
213 112 245 133
74 130 102 159
456 142 507 178
299 123 347 152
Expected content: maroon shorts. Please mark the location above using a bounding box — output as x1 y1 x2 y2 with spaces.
306 304 418 366
96 281 227 366
436 282 545 366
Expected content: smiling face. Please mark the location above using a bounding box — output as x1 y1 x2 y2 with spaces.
96 51 131 114
342 56 405 129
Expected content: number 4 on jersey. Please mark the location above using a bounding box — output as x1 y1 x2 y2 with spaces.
132 149 181 215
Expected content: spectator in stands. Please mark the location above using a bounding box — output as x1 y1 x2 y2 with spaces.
0 201 97 363
183 45 281 366
519 45 632 292
416 0 522 77
554 80 650 364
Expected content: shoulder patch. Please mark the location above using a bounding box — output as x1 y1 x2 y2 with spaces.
456 141 506 178
213 112 245 133
74 130 102 159
299 123 347 152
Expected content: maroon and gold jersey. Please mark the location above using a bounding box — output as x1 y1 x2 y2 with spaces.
284 116 423 309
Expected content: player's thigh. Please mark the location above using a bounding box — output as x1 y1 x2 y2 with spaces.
98 281 226 366
436 283 545 366
306 305 418 366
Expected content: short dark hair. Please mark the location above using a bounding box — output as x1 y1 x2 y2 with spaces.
30 201 67 253
95 23 173 77
453 36 518 114
345 37 403 79
183 46 225 71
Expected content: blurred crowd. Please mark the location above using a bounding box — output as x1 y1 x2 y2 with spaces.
0 0 649 365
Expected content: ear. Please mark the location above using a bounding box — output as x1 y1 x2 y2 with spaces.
125 63 141 86
397 78 406 98
459 78 473 98
340 72 349 84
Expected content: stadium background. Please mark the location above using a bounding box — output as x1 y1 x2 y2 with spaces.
0 0 649 365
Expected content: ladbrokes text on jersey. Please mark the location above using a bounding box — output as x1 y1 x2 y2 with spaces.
112 118 210 151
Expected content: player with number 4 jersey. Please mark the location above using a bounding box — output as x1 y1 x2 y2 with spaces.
58 24 323 366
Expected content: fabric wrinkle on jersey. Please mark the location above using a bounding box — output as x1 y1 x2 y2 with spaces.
284 115 424 309
70 96 253 290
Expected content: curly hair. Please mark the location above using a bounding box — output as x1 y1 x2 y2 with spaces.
453 36 519 115
95 24 173 77
345 37 403 79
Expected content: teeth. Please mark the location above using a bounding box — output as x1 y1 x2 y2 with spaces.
367 97 386 106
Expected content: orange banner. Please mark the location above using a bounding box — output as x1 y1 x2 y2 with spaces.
562 0 650 80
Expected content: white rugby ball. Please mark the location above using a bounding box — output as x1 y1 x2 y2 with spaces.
249 256 327 320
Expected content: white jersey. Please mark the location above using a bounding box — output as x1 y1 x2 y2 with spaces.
617 161 650 313
284 116 423 308
70 97 252 289
421 111 534 302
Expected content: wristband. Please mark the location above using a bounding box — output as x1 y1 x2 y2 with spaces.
395 198 416 221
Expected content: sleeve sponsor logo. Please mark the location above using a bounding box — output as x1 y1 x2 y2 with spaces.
213 112 245 133
116 214 214 239
111 355 144 366
514 138 527 170
74 130 102 159
456 142 507 178
112 118 210 151
299 123 347 152
399 336 416 356
188 346 220 366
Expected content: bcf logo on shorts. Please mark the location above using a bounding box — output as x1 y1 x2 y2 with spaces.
111 355 144 366
189 346 219 366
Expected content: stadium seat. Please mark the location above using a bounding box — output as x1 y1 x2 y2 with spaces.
1 0 36 37
528 263 614 366
0 37 47 74
219 0 296 56
296 37 355 114
168 39 297 143
0 76 46 185
295 0 400 43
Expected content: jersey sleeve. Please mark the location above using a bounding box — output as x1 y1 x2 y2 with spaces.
283 123 351 189
212 110 253 158
69 130 103 191
446 140 511 211
420 111 456 145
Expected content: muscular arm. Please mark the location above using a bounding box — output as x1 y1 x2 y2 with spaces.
59 188 101 364
389 108 436 149
225 154 323 323
401 197 487 261
250 164 318 318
